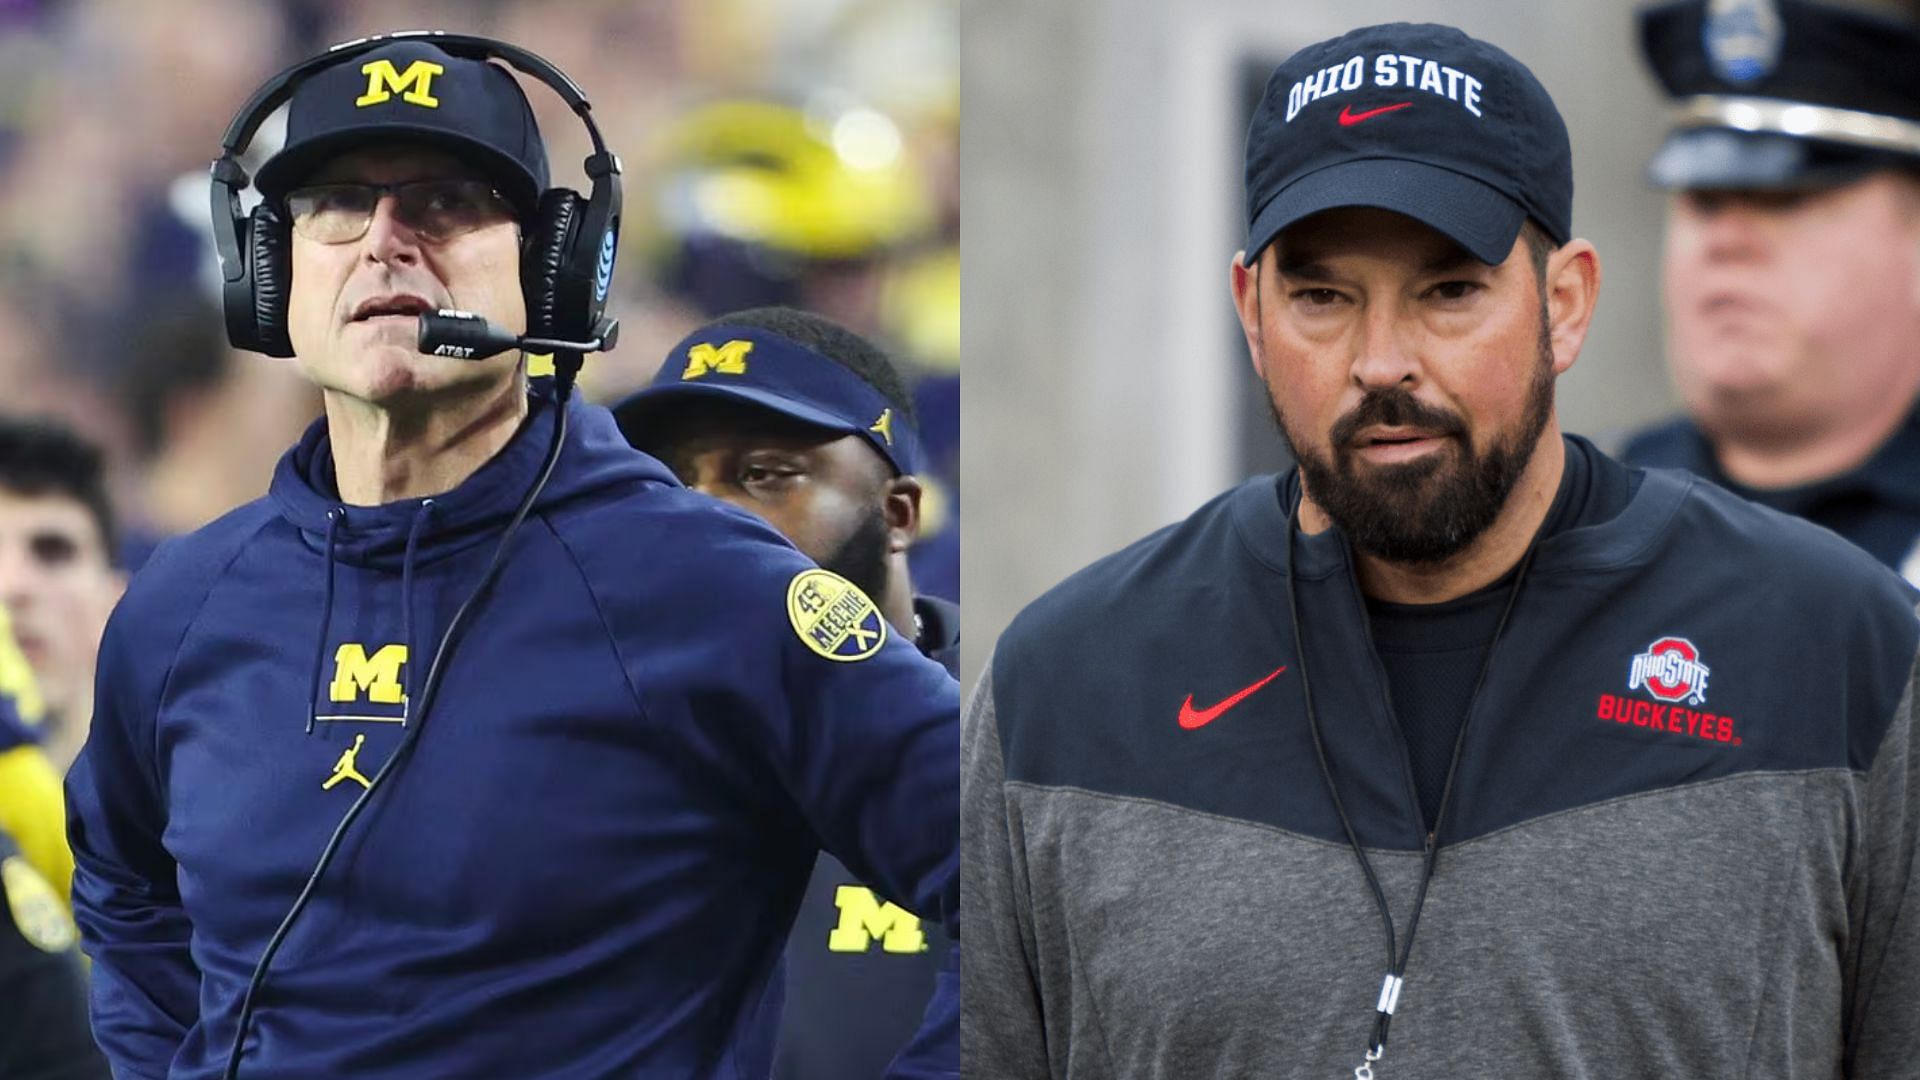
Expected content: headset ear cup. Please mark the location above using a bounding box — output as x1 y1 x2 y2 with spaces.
522 189 581 341
249 203 294 357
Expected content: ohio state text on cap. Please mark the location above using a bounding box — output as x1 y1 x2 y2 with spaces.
1242 22 1573 266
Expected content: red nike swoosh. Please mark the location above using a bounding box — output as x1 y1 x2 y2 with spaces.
1177 666 1289 730
1338 102 1413 126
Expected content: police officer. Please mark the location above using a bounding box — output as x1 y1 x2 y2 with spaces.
1622 0 1920 580
614 306 957 1080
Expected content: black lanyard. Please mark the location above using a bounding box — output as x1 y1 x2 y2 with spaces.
1283 491 1538 1079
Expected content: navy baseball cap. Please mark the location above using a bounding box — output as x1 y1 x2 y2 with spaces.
1639 0 1920 190
612 324 923 476
254 40 550 218
1243 23 1573 266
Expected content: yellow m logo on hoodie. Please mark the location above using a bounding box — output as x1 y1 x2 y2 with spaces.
329 643 408 704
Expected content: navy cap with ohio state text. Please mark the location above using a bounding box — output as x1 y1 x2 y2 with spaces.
1243 23 1573 266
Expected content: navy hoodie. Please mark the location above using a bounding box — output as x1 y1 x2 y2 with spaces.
65 381 960 1079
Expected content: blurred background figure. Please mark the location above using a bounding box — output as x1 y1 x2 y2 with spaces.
0 596 102 1075
0 417 124 772
0 602 70 906
615 306 955 666
0 819 104 1079
615 306 957 1080
0 0 956 601
1620 0 1920 581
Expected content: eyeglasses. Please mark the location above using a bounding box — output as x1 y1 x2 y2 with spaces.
283 179 514 244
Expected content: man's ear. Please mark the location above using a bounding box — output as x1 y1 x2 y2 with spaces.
883 475 923 554
1230 249 1268 379
1543 238 1602 377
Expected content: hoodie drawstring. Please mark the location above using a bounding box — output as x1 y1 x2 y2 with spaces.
399 499 434 727
305 507 344 734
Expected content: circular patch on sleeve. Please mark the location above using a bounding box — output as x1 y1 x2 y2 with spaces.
787 569 888 662
2 855 77 953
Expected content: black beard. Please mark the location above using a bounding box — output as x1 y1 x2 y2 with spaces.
1275 322 1556 565
822 504 893 606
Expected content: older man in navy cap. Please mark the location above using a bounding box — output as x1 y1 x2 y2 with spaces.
1622 0 1920 581
67 34 960 1080
965 17 1920 1079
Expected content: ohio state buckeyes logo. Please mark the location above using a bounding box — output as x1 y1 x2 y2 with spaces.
1628 636 1710 705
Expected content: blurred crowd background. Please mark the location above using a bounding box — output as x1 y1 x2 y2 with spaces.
0 0 958 600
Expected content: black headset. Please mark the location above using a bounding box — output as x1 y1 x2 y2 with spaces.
210 30 623 359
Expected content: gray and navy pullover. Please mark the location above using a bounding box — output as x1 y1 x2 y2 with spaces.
963 440 1920 1078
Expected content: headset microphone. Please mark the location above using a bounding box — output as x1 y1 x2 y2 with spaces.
418 308 619 361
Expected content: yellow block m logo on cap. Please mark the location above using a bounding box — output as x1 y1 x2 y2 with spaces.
682 340 753 379
827 886 927 953
329 643 408 704
356 59 444 108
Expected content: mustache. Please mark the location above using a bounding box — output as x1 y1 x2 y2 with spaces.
1329 388 1467 448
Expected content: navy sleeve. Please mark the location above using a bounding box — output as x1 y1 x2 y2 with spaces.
65 543 213 1077
884 909 961 1079
705 534 959 1079
769 593 959 1080
773 595 960 1080
582 499 960 1077
766 562 960 1080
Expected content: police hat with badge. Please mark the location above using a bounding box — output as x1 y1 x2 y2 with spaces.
611 324 924 479
1640 0 1920 189
211 31 622 366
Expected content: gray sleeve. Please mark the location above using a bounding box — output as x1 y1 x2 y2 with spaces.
1844 648 1920 1077
960 659 1053 1078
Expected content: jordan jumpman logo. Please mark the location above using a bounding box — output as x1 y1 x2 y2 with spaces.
322 733 372 791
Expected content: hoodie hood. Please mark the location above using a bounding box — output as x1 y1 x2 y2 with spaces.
270 378 678 570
